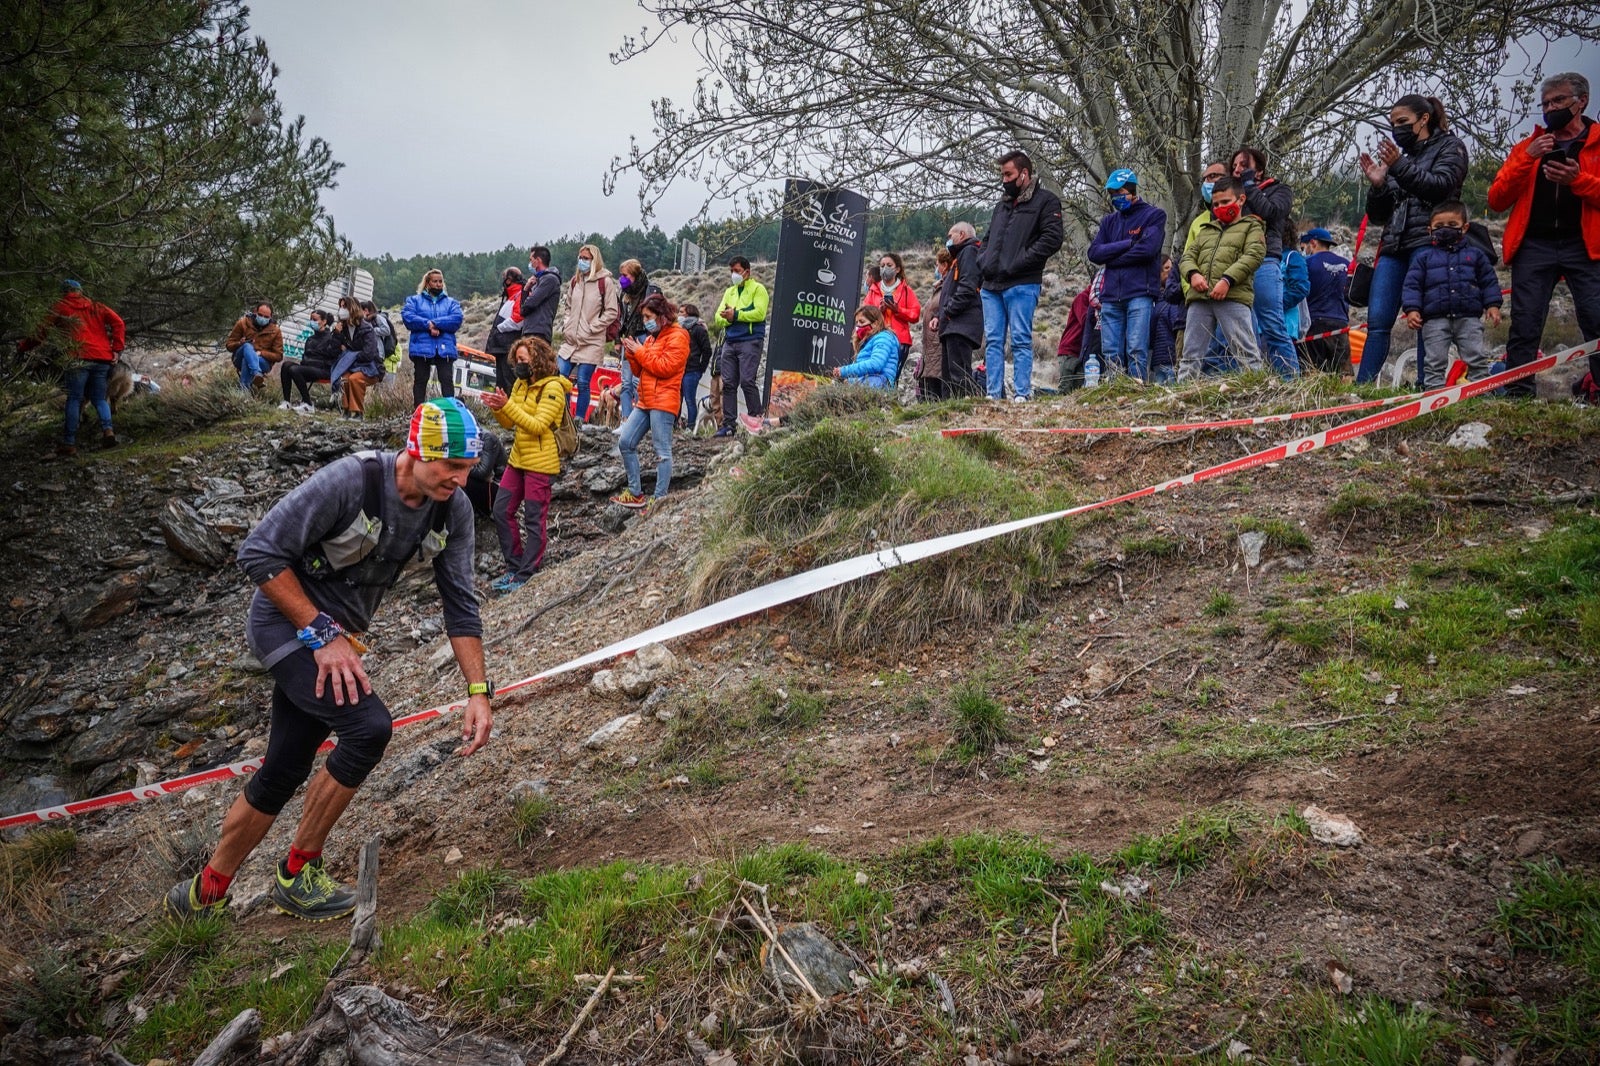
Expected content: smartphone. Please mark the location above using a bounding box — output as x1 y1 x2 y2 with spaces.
1543 144 1576 163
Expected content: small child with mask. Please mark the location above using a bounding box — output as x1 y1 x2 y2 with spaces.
1177 176 1267 381
1401 201 1503 388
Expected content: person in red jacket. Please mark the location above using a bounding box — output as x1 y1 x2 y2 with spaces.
1488 72 1600 398
864 252 922 384
18 280 127 456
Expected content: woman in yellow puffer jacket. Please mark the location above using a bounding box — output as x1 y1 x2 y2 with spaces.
482 336 571 593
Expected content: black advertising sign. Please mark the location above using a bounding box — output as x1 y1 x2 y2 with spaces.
764 179 870 402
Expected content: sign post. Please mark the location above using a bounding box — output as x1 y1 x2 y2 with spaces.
763 179 869 408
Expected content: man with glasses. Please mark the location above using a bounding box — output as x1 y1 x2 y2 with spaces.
1488 72 1600 398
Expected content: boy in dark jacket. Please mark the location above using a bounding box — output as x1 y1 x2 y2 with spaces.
1149 258 1186 384
1298 229 1352 373
679 303 713 430
1401 202 1503 387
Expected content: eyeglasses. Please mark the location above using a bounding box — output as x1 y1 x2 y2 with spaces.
1541 92 1577 108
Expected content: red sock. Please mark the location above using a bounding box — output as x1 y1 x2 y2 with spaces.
198 865 233 904
285 845 321 877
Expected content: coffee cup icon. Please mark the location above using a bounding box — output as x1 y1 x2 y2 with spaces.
816 259 837 286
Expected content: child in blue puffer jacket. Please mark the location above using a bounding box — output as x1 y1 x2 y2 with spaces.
834 305 899 389
1402 201 1503 388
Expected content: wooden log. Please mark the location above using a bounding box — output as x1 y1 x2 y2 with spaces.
193 1008 261 1066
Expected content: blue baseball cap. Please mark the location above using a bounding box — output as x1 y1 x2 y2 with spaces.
61 279 82 292
1104 168 1138 190
1301 227 1336 244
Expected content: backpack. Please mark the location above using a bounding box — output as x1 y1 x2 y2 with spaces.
547 380 580 461
377 312 397 358
302 452 449 589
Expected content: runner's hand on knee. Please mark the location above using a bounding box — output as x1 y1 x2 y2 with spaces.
314 636 371 706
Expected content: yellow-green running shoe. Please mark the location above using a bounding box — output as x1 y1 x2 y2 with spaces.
269 859 356 922
163 874 228 921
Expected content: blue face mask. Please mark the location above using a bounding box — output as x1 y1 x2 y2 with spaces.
253 314 270 327
945 238 955 249
1201 181 1216 204
643 318 659 334
680 315 698 328
1111 194 1134 213
577 258 592 274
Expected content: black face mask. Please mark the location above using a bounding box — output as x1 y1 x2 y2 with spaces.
1431 226 1463 249
1002 178 1022 198
513 363 533 380
1392 126 1421 153
1543 104 1577 132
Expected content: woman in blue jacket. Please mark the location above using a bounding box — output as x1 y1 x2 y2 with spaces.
402 268 464 406
833 306 900 389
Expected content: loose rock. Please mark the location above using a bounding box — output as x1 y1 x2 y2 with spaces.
1302 804 1363 847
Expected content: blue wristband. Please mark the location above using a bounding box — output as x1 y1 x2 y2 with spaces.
296 612 343 650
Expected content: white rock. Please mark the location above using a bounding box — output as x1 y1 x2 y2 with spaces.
1238 531 1267 568
1100 874 1151 901
583 713 640 749
444 846 464 864
1444 422 1492 450
589 669 622 697
1302 805 1363 847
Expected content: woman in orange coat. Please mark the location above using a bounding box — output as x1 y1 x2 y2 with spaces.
863 251 922 383
610 292 689 511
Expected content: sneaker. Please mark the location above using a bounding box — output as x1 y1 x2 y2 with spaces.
164 874 228 921
269 859 356 922
490 573 524 594
278 401 292 410
609 490 649 510
99 431 119 449
739 413 764 434
713 427 735 438
294 402 315 415
1011 395 1030 403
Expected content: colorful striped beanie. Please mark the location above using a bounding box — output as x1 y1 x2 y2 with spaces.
406 398 482 461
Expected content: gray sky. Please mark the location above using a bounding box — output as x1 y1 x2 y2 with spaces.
249 1 1597 258
248 0 707 258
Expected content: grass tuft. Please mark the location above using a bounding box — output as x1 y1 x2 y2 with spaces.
1234 515 1313 552
951 681 1008 758
729 421 891 536
784 382 887 430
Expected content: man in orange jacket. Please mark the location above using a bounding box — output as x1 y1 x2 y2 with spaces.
1488 72 1600 398
18 280 127 456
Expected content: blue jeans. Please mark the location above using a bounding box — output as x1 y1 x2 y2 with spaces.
1356 246 1426 384
558 358 597 421
619 408 675 498
619 342 643 420
1250 258 1300 378
980 283 1040 397
232 341 269 391
65 362 111 444
680 371 703 428
1100 296 1154 382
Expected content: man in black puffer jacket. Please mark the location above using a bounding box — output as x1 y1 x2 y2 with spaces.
977 150 1063 401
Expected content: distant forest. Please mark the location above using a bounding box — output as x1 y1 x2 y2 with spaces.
357 205 984 306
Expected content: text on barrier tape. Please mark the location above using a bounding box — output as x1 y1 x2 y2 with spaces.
3 338 1595 831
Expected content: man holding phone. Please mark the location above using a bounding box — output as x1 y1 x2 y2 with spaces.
1488 72 1600 398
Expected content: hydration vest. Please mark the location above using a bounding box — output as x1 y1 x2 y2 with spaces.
300 452 450 589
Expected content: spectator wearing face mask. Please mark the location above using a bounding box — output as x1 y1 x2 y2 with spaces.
1088 168 1167 382
484 268 524 394
978 149 1065 401
715 256 769 437
281 309 339 412
917 249 952 399
402 268 464 406
1489 72 1600 399
1297 229 1353 373
864 252 922 382
1150 257 1186 386
834 305 899 389
225 301 284 393
360 300 397 376
520 246 562 344
1231 146 1300 377
332 296 384 420
678 303 713 431
611 293 689 510
481 336 570 593
934 221 984 397
615 259 663 420
1181 162 1230 298
1401 202 1503 388
1178 177 1267 381
1355 94 1469 384
556 243 620 422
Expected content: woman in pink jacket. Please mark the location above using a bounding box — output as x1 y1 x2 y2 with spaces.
863 252 922 384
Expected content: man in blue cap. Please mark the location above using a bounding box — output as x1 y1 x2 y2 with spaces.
1087 168 1167 383
1298 228 1353 373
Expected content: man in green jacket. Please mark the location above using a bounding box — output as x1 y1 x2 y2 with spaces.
1178 177 1266 381
715 256 770 436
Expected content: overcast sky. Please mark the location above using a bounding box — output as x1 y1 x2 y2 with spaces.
249 0 708 258
249 1 1596 258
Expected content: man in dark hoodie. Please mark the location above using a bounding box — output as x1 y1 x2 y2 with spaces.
977 150 1064 401
1087 168 1167 383
520 245 562 345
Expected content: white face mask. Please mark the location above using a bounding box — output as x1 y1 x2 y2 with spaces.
336 308 349 321
730 271 743 285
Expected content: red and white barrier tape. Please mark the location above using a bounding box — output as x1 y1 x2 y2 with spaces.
4 339 1595 832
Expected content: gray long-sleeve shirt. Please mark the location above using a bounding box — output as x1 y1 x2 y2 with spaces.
238 451 481 668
